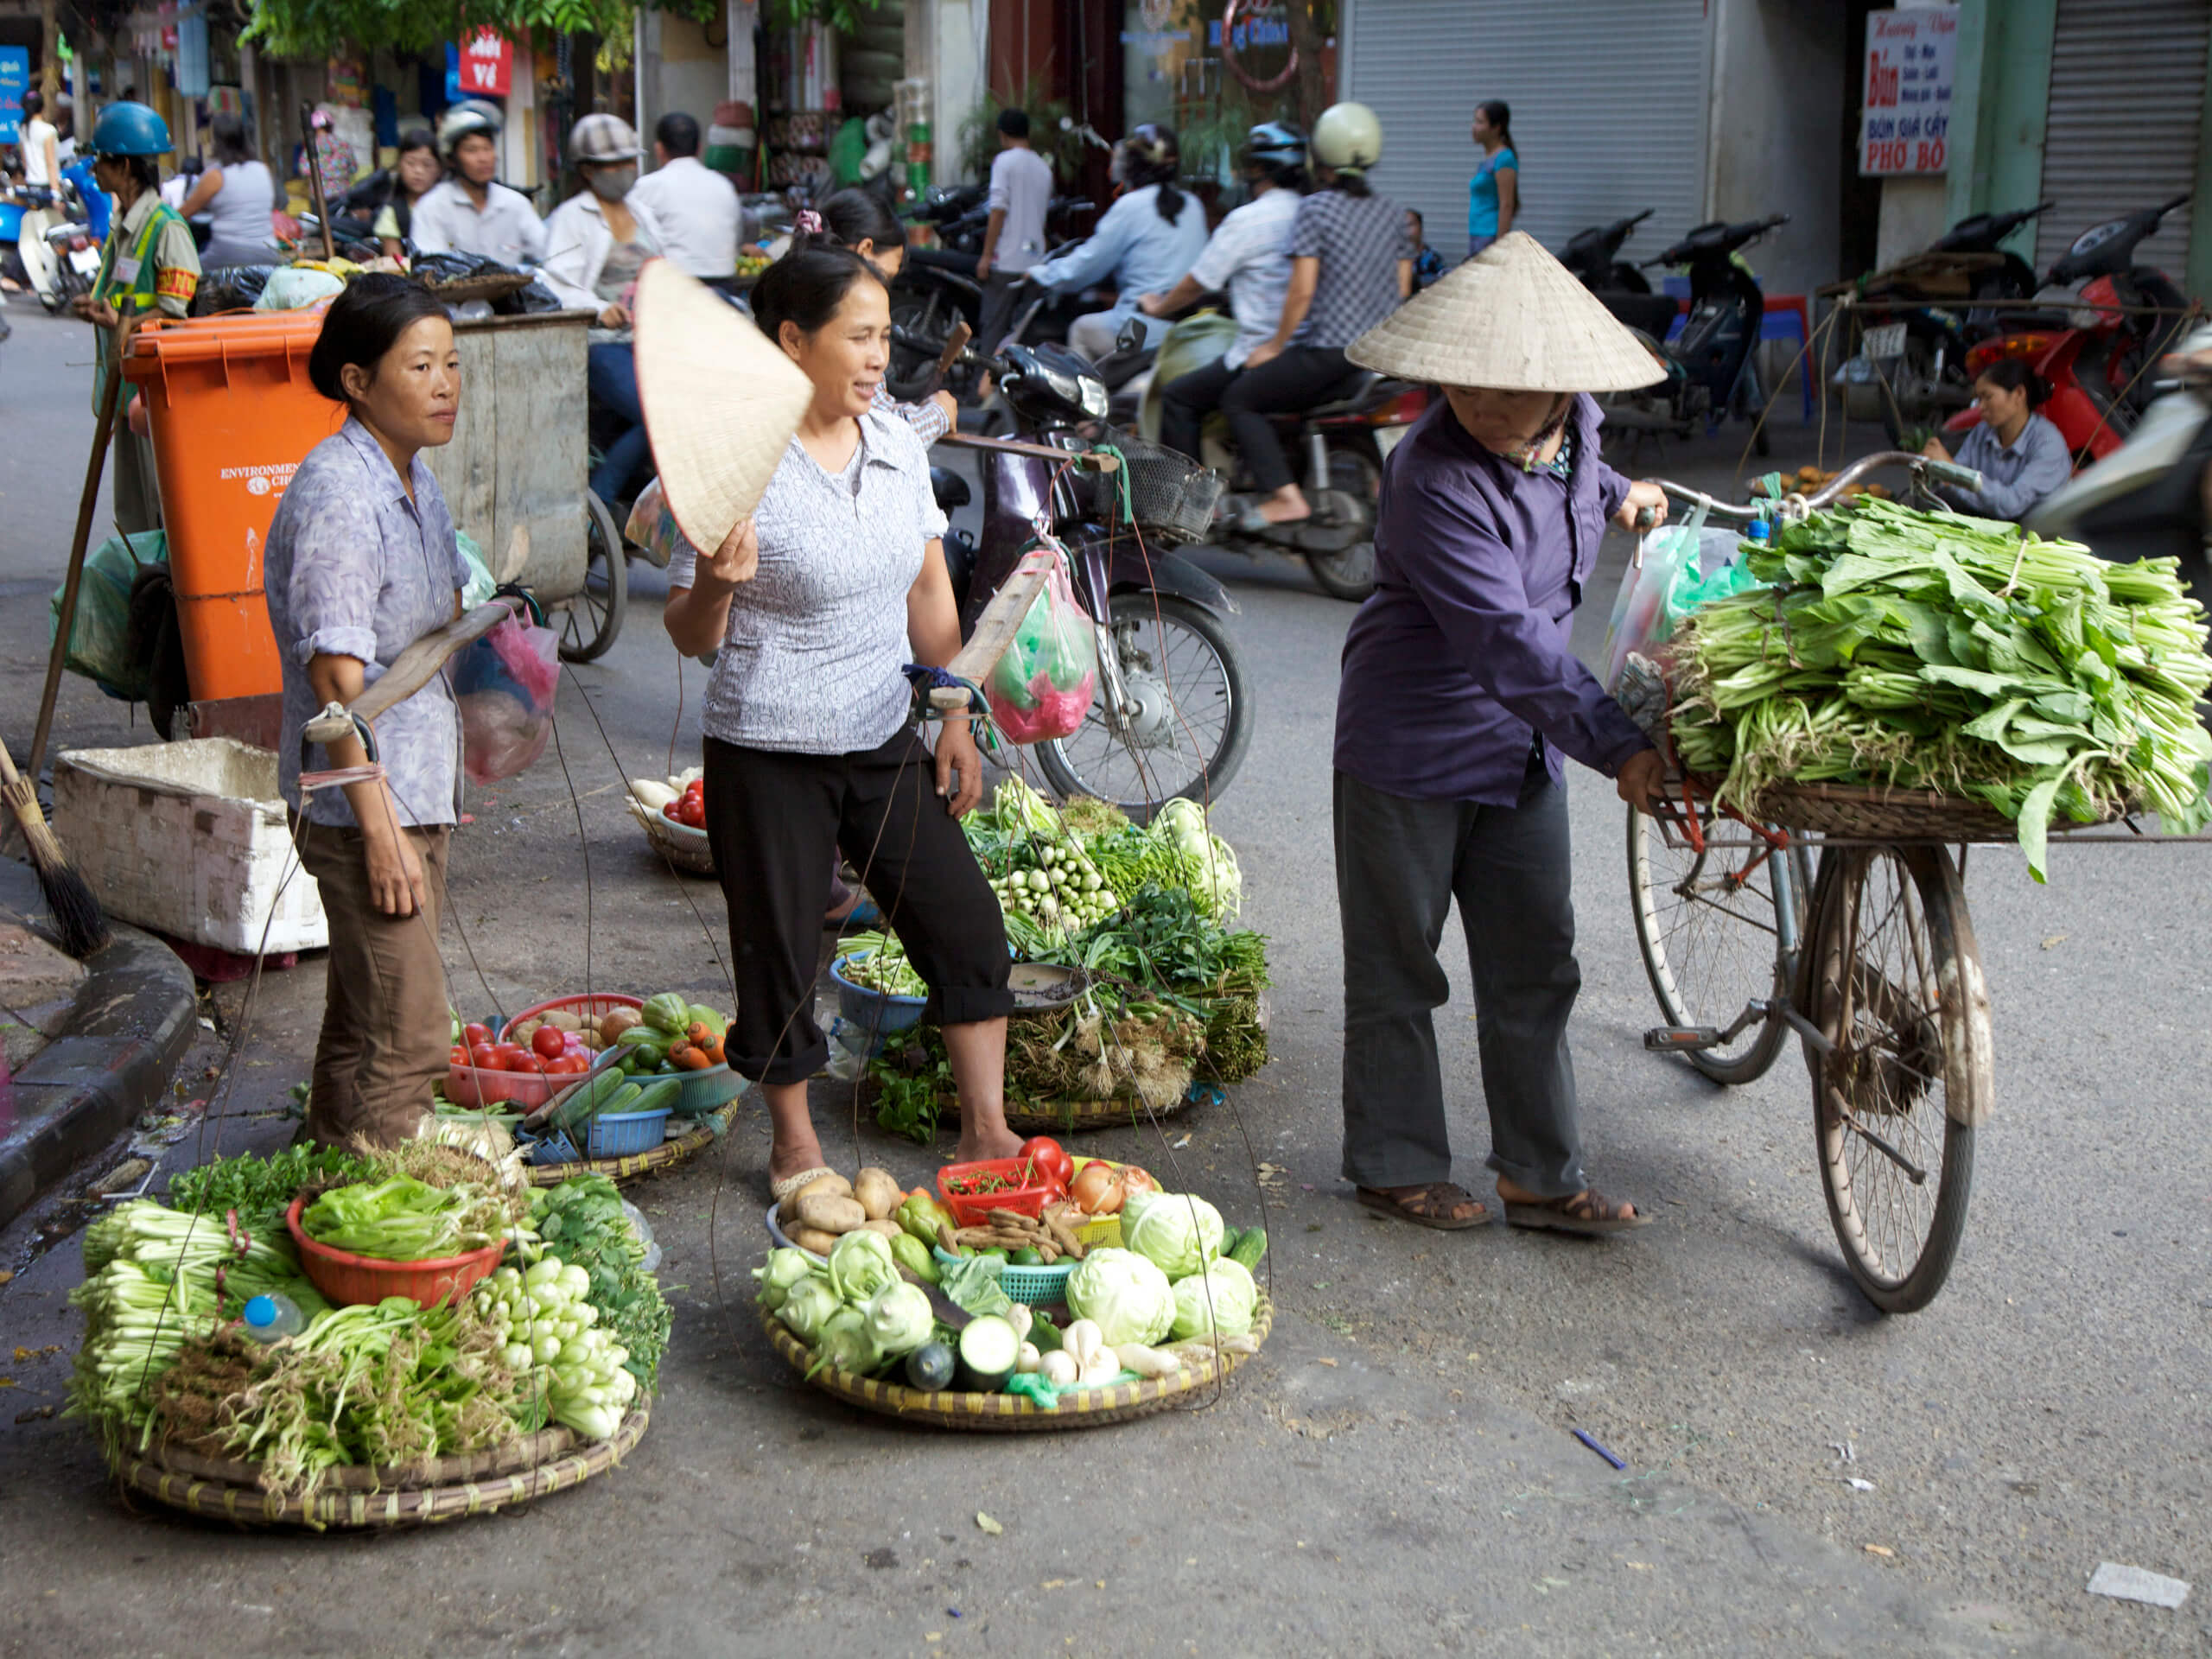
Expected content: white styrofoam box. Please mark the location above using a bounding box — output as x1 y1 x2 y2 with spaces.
51 739 328 956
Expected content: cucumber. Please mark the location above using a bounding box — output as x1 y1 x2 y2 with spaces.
551 1067 627 1133
906 1340 957 1393
1229 1227 1267 1270
1217 1226 1242 1260
954 1314 1020 1393
625 1077 684 1117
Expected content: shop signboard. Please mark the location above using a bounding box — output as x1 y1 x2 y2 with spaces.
449 30 513 99
1859 7 1955 176
0 44 27 144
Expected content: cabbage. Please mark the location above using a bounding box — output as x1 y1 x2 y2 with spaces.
863 1281 936 1358
777 1275 842 1345
753 1248 816 1313
828 1229 899 1303
813 1304 880 1375
1121 1191 1225 1280
1065 1247 1175 1348
1170 1257 1256 1341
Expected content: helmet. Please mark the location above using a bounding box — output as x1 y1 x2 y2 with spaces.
1243 121 1306 178
1312 102 1382 174
570 112 641 164
438 99 503 160
1121 122 1179 172
90 101 172 158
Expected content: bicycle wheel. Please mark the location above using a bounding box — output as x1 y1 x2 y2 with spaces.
1626 804 1808 1084
1802 845 1986 1314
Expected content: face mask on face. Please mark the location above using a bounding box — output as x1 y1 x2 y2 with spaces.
587 165 636 201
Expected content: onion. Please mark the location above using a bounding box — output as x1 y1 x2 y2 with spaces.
1117 1165 1158 1199
1070 1161 1124 1215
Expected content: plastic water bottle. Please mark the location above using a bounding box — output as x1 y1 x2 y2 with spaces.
238 1293 304 1343
1749 518 1773 543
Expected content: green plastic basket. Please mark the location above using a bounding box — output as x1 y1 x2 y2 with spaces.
931 1246 1073 1306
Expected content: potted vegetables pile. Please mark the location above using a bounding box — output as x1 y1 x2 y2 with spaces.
70 1147 668 1521
758 1138 1268 1421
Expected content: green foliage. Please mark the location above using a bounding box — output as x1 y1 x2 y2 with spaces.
241 0 719 64
956 77 1088 184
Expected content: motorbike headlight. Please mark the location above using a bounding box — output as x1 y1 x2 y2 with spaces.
1078 372 1109 421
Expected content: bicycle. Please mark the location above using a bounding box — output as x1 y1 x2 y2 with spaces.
1624 451 1994 1313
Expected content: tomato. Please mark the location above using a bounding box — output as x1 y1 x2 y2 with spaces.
462 1022 492 1046
531 1025 568 1060
1018 1136 1072 1192
449 1046 469 1066
548 1054 588 1075
663 801 683 823
468 1043 499 1072
683 778 703 798
493 1043 532 1072
679 798 708 829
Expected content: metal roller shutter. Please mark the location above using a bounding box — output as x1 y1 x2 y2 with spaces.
2036 0 2208 276
1339 0 1713 264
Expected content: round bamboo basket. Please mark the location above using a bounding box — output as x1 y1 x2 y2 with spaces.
118 1401 649 1529
758 1295 1271 1430
526 1107 732 1186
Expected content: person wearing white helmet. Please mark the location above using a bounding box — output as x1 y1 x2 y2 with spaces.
1218 102 1415 532
541 113 666 504
409 100 545 266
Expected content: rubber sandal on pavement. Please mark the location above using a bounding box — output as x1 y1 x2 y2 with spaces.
1355 1183 1489 1230
1502 1188 1651 1236
769 1165 837 1205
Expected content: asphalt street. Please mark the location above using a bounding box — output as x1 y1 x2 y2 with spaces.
0 296 2202 1656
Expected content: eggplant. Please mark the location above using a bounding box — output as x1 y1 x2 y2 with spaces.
906 1340 957 1393
952 1314 1020 1393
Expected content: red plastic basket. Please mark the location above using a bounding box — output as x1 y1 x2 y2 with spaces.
286 1195 507 1309
497 992 645 1041
449 993 645 1108
935 1157 1059 1228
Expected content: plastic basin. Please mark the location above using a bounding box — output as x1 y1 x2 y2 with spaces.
286 1195 505 1309
495 991 644 1043
830 953 928 1048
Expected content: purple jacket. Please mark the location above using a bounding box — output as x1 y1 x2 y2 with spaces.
1333 395 1655 803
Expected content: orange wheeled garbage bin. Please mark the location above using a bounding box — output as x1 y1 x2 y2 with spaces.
122 311 345 715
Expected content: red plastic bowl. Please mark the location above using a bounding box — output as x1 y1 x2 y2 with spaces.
286 1195 506 1309
936 1156 1060 1229
449 994 647 1109
497 991 645 1042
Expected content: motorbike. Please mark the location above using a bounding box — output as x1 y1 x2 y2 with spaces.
6 168 99 314
1942 195 2195 464
1600 213 1789 456
1560 207 1686 343
1831 202 2050 438
1120 311 1425 601
887 203 1099 401
927 334 1254 817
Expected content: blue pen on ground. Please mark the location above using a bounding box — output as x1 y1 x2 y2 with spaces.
1573 1428 1628 1471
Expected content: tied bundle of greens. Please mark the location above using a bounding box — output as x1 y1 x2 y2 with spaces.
1669 499 2212 879
299 1175 513 1262
165 1146 372 1239
524 1176 671 1390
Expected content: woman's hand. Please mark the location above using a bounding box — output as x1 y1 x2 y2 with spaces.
364 824 429 917
1921 435 1951 462
1615 747 1667 811
598 302 631 329
1614 480 1669 533
934 716 985 817
702 517 758 586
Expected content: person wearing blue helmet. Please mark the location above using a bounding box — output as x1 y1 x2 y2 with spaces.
73 100 200 535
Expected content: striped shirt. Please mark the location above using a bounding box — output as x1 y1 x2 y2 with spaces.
1288 188 1415 349
666 407 949 753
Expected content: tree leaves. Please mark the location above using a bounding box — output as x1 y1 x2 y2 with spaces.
243 0 721 64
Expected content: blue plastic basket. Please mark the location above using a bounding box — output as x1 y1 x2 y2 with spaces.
931 1245 1074 1306
830 953 927 1052
586 1107 674 1157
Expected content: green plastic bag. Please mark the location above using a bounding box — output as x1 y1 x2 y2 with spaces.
984 555 1098 744
454 530 497 609
50 531 162 701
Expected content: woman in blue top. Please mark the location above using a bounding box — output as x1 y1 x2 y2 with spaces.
1467 100 1518 259
1025 124 1209 362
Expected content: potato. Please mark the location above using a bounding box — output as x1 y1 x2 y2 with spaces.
852 1167 901 1221
542 1010 582 1032
510 1019 539 1044
860 1217 904 1240
790 1226 841 1256
794 1172 852 1205
795 1193 868 1235
599 1007 643 1042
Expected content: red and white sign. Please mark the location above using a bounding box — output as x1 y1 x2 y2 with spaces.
1859 9 1955 176
456 29 513 98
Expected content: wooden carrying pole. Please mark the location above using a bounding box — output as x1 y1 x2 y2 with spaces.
301 103 335 262
300 597 524 749
29 313 139 787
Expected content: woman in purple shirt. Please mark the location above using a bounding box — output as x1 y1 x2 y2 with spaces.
1333 233 1671 1236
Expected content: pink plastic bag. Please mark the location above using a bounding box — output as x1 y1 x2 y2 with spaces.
454 611 561 784
985 556 1098 745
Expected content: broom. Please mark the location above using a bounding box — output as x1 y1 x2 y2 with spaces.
0 733 107 958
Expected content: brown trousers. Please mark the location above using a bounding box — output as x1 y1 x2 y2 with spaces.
298 820 452 1148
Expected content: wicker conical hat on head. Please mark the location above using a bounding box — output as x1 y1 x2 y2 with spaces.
635 258 816 559
1348 231 1666 392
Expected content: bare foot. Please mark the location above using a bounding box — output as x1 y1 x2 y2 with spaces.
1257 485 1311 526
955 1125 1025 1163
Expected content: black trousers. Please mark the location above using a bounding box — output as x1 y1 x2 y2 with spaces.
1160 356 1240 466
704 729 1013 1085
1333 759 1590 1199
1220 346 1362 493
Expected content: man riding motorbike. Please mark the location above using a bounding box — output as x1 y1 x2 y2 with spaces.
1142 123 1306 467
409 101 545 268
1218 102 1414 532
1022 123 1207 361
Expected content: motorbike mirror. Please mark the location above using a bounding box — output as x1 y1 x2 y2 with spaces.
1116 316 1146 353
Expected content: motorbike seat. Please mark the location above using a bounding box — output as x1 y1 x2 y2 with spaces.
929 466 972 512
1298 371 1382 420
907 245 977 275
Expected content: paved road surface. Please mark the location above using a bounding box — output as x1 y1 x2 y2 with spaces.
0 298 2201 1654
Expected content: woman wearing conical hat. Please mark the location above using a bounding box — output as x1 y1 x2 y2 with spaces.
1332 232 1670 1236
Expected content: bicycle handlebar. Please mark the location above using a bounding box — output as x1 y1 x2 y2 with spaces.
1637 451 1984 526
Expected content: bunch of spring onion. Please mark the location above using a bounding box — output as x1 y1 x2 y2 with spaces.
472 1259 639 1441
1669 499 2212 879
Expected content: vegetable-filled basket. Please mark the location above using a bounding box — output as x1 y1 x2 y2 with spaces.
1676 771 2131 844
116 1402 650 1529
525 1104 733 1187
626 793 716 875
756 1296 1269 1431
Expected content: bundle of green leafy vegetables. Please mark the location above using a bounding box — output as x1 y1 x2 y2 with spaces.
1669 499 2212 879
526 1176 671 1389
166 1146 372 1238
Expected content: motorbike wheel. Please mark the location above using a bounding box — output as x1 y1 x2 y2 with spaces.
1035 594 1252 823
557 491 628 663
1305 442 1382 602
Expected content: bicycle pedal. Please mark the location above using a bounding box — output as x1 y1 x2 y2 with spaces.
1644 1026 1720 1052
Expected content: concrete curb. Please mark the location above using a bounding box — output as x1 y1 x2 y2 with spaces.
0 860 197 1230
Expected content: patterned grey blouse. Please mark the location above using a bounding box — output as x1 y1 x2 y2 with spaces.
264 417 468 827
665 405 949 754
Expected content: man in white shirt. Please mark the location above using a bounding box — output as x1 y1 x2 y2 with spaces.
409 101 546 268
973 108 1052 353
1143 123 1306 466
631 111 741 284
19 90 60 196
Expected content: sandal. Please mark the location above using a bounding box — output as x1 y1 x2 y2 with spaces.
1501 1188 1651 1236
768 1164 836 1205
1356 1183 1489 1230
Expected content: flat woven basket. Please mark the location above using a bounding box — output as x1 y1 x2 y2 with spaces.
628 798 716 875
758 1294 1271 1430
117 1401 649 1529
525 1104 732 1186
421 270 535 306
1000 1084 1200 1135
1700 777 2130 843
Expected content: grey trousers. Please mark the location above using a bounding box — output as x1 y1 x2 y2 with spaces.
1334 761 1588 1198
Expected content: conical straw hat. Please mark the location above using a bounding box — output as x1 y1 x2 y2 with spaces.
1348 231 1666 393
635 259 816 563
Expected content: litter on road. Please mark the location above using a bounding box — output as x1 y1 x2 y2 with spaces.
2085 1563 2190 1609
